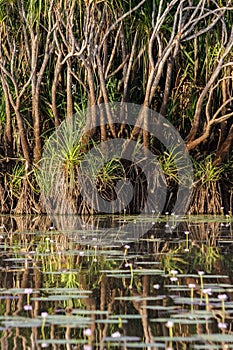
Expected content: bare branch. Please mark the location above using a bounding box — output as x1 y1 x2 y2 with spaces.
99 0 146 50
187 25 233 143
105 23 122 79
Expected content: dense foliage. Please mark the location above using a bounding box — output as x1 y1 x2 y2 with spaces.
0 0 232 214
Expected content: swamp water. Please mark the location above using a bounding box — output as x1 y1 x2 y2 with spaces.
0 214 233 350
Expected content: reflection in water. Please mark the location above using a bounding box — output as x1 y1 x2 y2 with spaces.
0 214 232 349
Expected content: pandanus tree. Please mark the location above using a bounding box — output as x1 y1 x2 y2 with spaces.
0 0 232 214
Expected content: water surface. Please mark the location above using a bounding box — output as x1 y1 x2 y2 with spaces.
0 214 232 349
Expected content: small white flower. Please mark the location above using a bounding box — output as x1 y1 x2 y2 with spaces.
170 277 178 282
218 294 228 301
166 321 174 328
218 322 227 329
24 305 33 311
203 288 212 295
188 284 196 289
184 231 190 235
170 270 178 275
184 248 190 252
83 328 92 337
83 346 92 350
41 312 48 318
124 245 130 250
153 284 160 289
24 288 33 294
198 271 205 276
111 331 121 338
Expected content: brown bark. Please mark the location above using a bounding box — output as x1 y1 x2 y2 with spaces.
14 107 31 164
66 61 73 118
1 75 13 158
187 27 233 144
31 14 55 163
213 124 233 166
51 52 63 128
96 54 116 138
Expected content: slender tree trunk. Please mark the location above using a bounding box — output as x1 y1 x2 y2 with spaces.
66 61 73 118
52 54 63 128
14 103 31 165
1 75 13 158
213 124 233 166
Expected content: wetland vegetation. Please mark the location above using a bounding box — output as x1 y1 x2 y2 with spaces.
0 0 232 215
0 2 233 348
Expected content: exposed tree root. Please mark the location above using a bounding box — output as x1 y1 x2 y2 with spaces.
189 181 223 214
0 184 8 213
14 177 41 214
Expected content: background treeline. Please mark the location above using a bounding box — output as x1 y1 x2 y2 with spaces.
0 0 232 215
